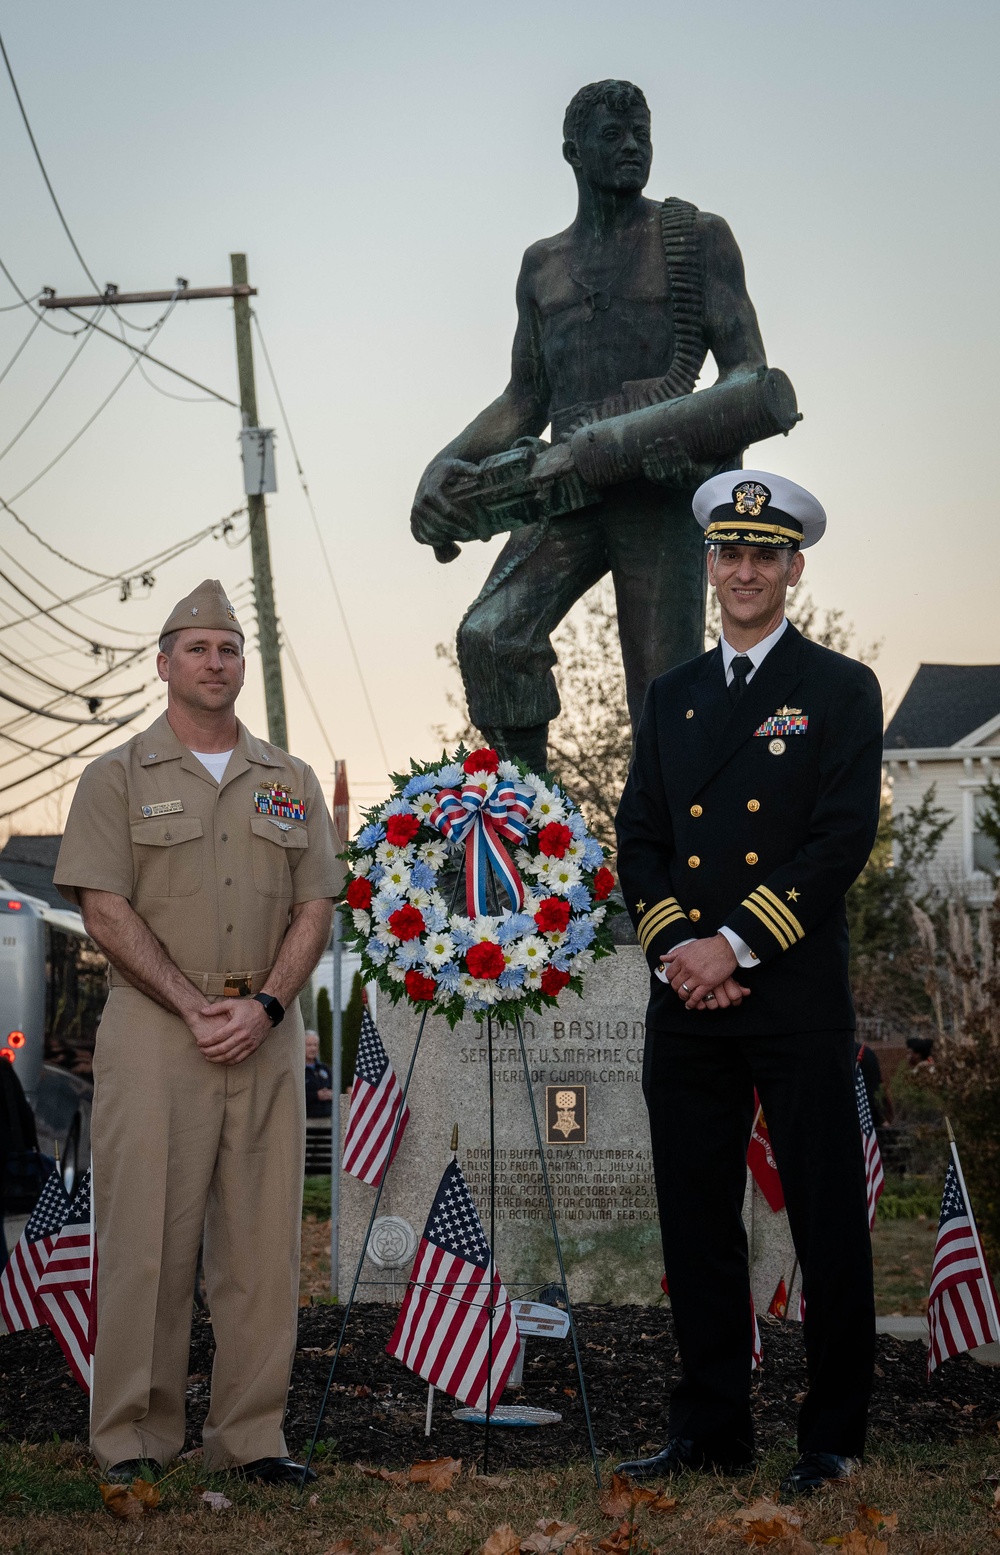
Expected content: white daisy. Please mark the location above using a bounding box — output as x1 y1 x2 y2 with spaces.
498 759 523 782
386 963 406 983
510 934 550 969
531 789 567 824
537 858 582 894
545 929 567 949
380 861 412 896
571 950 595 974
471 915 502 943
523 967 544 990
417 839 447 869
353 855 372 877
458 972 478 999
376 840 414 866
410 794 438 823
351 909 371 936
564 839 587 862
474 979 500 1004
424 932 456 969
407 887 432 911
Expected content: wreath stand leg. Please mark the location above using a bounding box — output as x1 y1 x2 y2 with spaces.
513 1011 602 1488
299 1005 430 1488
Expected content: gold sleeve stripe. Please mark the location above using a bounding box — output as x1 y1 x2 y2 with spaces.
637 901 687 951
756 884 805 940
742 896 790 951
637 905 687 952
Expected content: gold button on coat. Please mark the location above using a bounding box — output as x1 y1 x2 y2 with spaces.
688 855 700 868
690 804 703 817
689 908 701 922
685 709 694 720
747 799 760 812
745 851 758 865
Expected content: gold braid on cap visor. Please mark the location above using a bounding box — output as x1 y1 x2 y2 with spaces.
705 519 803 546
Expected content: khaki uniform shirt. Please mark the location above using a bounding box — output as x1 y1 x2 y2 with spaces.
54 711 344 977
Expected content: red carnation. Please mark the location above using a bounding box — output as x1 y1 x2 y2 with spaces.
463 746 500 775
405 969 437 1002
388 904 425 942
466 941 506 981
385 812 420 846
345 875 373 911
534 896 571 934
593 866 615 902
540 966 571 997
538 822 573 858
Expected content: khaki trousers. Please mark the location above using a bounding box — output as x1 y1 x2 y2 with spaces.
90 986 305 1470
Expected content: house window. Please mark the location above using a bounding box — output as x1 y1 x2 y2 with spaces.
972 789 1000 874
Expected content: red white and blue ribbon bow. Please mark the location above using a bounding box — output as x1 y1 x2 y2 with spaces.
428 780 534 918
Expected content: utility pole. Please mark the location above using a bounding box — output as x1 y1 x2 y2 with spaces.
230 253 288 749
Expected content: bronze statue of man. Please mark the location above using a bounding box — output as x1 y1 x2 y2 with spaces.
411 80 771 772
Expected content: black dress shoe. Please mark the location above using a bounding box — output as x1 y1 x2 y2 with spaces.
103 1458 161 1484
780 1451 858 1496
615 1437 754 1480
235 1456 317 1486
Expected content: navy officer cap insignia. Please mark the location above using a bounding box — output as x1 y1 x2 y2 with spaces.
692 468 827 550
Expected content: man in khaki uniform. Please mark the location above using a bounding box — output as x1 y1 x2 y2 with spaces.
55 579 343 1485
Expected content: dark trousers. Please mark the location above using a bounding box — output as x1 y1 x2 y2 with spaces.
643 1026 875 1459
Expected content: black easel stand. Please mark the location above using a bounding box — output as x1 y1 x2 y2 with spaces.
301 867 602 1488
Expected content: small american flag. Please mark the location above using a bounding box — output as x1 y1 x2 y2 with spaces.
37 1168 95 1393
342 1008 409 1186
750 1294 763 1370
927 1150 1000 1376
855 1064 884 1229
0 1169 69 1334
386 1158 520 1411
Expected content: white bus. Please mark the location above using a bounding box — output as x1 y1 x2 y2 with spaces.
0 883 104 1195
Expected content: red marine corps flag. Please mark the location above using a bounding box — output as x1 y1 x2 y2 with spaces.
387 1158 520 1411
746 1094 784 1212
342 1008 410 1187
927 1130 1000 1376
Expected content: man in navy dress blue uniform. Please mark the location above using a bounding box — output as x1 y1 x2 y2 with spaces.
614 470 883 1496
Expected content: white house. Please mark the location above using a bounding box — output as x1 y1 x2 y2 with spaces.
883 663 1000 906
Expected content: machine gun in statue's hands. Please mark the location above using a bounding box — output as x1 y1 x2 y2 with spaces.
413 366 801 563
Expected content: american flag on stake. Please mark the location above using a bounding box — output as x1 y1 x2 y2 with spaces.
927 1128 1000 1376
386 1157 520 1411
855 1064 884 1229
342 1008 410 1187
37 1168 95 1392
0 1168 69 1334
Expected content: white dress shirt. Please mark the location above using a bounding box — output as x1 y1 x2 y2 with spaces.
657 617 788 982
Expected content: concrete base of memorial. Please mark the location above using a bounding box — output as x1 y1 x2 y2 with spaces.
337 944 801 1307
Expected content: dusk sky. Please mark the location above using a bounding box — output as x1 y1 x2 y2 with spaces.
0 1 996 832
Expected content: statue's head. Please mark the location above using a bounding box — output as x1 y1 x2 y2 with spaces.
562 80 651 194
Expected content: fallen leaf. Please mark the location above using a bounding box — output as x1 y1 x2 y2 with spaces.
396 1512 430 1529
646 1492 678 1514
371 1544 403 1555
839 1534 889 1555
596 1521 655 1554
130 1477 160 1510
856 1505 899 1534
733 1499 802 1528
447 1508 466 1523
563 1543 595 1555
200 1489 233 1513
468 1470 518 1488
321 1543 360 1555
481 1524 521 1555
99 1484 145 1522
521 1518 580 1553
409 1456 462 1491
355 1463 410 1486
597 1471 645 1518
308 1491 319 1507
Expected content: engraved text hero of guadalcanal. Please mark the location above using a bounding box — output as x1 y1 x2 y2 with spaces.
409 79 799 773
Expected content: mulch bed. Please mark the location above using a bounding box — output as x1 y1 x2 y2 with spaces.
1 1305 996 1469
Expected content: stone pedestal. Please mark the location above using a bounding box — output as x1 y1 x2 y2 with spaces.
338 945 800 1309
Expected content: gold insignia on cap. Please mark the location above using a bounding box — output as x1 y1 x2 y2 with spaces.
733 480 771 518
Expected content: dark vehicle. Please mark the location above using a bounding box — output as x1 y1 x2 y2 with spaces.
0 889 105 1196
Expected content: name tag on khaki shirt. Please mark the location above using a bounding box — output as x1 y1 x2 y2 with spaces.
140 800 184 818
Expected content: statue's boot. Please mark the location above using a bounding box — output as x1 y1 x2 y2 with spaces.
479 723 549 775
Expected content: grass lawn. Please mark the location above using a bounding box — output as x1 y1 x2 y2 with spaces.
1 1441 998 1553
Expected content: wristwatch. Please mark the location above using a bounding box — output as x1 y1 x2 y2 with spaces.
252 992 285 1027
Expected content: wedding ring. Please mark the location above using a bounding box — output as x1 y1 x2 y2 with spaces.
681 982 691 993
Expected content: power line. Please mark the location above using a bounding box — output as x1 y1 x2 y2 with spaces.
0 309 43 386
282 626 338 769
251 309 389 769
0 719 140 796
0 29 101 292
0 685 139 725
0 306 104 465
63 309 237 405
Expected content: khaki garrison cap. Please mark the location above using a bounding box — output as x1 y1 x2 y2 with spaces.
159 579 244 641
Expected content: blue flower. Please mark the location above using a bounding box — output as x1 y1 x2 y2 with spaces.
383 796 410 816
410 861 437 891
403 773 438 798
566 884 591 913
369 864 386 885
566 918 596 953
499 965 526 989
435 962 461 992
372 894 403 922
435 763 463 787
567 811 588 839
357 822 385 849
368 940 389 965
551 952 573 973
424 904 447 932
451 924 475 952
582 838 605 868
497 913 535 945
395 941 424 968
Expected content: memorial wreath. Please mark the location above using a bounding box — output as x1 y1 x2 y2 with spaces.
339 746 619 1025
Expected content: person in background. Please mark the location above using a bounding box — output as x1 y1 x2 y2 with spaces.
304 1029 333 1118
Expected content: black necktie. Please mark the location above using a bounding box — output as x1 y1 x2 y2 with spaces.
729 654 752 705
